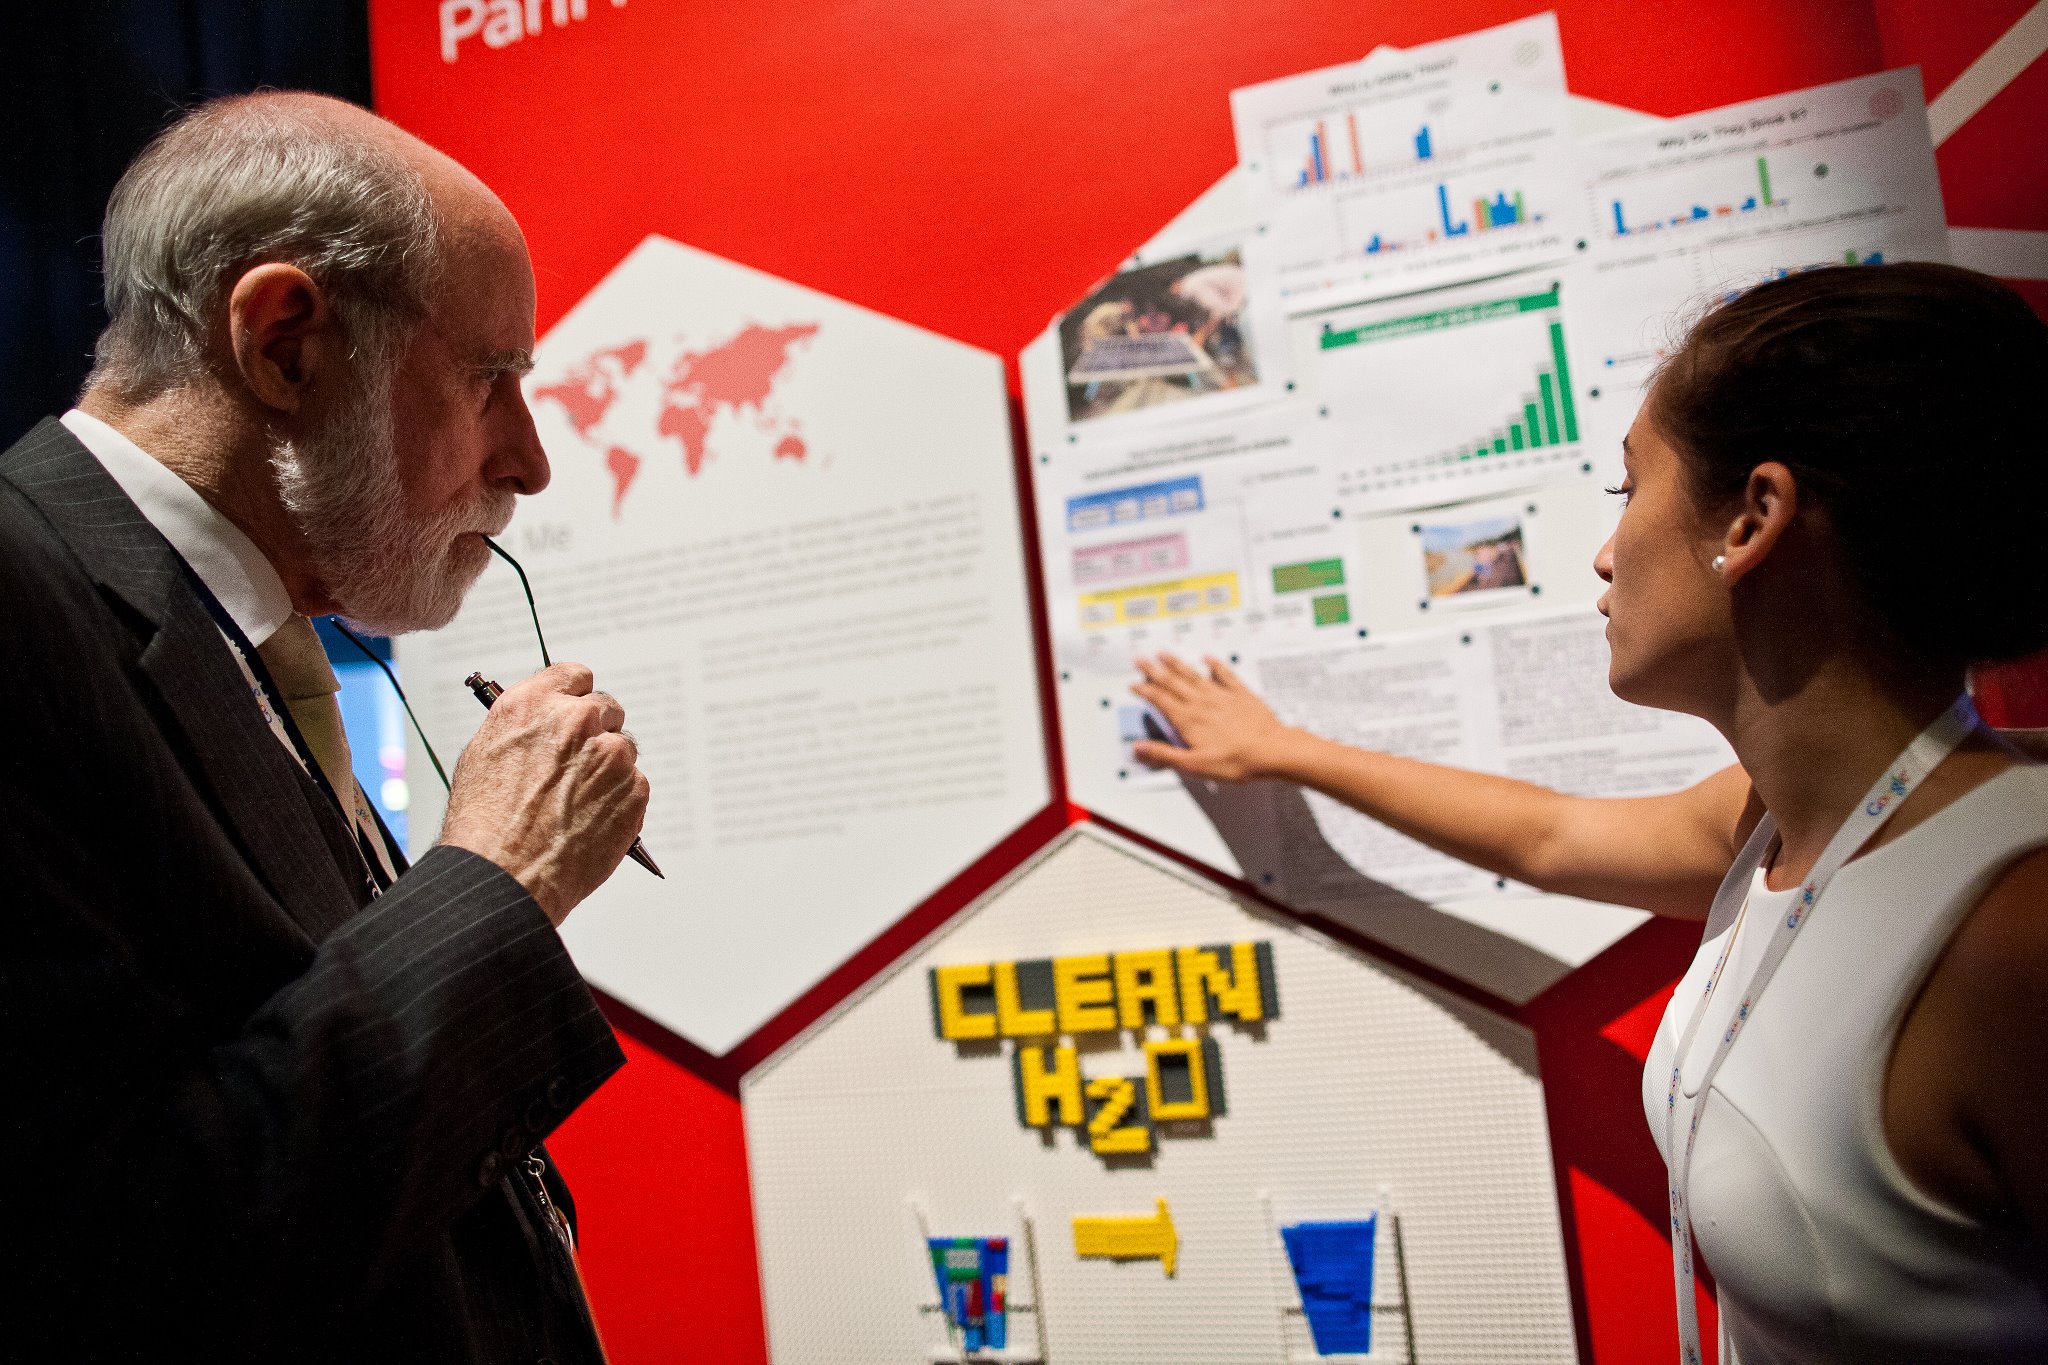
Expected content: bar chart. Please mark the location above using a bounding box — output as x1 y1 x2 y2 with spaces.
1232 14 1579 311
1353 177 1542 257
1286 116 1442 191
1609 155 1785 236
1568 69 1949 481
1314 278 1586 511
1580 70 1941 259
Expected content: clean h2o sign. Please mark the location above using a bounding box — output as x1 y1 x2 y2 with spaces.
929 942 1278 1161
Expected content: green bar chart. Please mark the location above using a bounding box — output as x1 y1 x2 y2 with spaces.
1314 278 1589 507
1450 319 1578 462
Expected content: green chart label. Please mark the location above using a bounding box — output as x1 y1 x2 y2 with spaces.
1272 559 1346 594
1318 285 1561 351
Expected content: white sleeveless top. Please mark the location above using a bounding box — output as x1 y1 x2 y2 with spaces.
1644 763 2048 1364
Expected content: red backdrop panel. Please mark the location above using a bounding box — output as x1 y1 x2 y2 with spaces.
544 1029 764 1364
368 3 2047 1361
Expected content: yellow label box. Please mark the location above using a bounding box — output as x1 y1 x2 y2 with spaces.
1077 571 1239 629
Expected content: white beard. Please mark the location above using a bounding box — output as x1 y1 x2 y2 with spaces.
269 360 513 635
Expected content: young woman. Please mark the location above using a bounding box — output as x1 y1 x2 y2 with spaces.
1132 263 2048 1363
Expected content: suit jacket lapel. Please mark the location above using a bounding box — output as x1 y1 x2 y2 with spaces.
1 419 365 942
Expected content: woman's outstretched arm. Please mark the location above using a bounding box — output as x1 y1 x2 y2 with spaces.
1132 652 1759 920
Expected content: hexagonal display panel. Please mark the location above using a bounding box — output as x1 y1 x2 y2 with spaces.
744 825 1575 1362
399 236 1048 1055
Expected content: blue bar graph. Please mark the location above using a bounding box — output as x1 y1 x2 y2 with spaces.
1437 184 1469 237
1415 125 1433 160
1310 132 1325 183
1611 156 1781 235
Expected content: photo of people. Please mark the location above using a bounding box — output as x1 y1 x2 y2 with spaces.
1060 247 1259 424
1420 512 1528 598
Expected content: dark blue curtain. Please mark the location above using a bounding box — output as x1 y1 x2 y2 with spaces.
0 1 371 446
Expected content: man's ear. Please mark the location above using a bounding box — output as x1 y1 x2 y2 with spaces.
1717 461 1798 585
226 262 332 415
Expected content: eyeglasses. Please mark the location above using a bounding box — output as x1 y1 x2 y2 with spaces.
330 535 552 794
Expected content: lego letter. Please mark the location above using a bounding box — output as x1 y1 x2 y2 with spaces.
1053 953 1117 1034
1114 949 1180 1029
1143 1038 1211 1121
995 961 1056 1037
1014 1045 1082 1127
439 0 485 61
1177 943 1266 1024
931 963 996 1041
1085 1075 1151 1155
483 0 524 48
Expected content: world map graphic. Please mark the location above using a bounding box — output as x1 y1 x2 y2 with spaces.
532 322 820 517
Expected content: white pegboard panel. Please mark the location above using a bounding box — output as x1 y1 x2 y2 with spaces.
743 825 1576 1364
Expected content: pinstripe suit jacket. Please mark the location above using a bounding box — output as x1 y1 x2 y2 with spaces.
0 420 626 1363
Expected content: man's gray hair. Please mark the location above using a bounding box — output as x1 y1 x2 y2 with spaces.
87 95 442 402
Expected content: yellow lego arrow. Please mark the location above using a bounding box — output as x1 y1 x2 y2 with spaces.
1072 1198 1178 1276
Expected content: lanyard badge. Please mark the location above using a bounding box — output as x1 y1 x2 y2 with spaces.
1663 695 1978 1365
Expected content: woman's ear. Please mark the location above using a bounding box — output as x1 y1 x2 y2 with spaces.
1717 461 1798 584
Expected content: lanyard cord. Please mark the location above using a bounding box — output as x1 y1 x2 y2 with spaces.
1663 694 1980 1364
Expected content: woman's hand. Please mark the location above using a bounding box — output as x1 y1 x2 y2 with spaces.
1130 653 1302 782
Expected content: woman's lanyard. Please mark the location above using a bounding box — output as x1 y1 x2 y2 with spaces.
1663 694 1979 1365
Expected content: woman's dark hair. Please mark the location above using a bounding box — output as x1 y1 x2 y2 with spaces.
1651 261 2048 666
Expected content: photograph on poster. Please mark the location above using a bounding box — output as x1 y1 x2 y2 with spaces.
1117 703 1184 790
1061 247 1259 424
1418 510 1527 600
1344 481 1595 630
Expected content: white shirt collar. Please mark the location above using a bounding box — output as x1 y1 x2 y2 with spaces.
61 408 295 648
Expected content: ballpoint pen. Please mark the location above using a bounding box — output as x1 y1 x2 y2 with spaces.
465 671 665 879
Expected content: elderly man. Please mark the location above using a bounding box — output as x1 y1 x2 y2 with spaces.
0 93 648 1360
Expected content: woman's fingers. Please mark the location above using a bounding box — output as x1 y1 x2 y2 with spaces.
1133 655 1190 700
1130 739 1192 771
1131 680 1181 720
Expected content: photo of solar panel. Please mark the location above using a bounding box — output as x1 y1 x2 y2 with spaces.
1059 246 1259 423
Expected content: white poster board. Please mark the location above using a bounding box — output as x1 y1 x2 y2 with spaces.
1016 84 1824 1004
744 826 1577 1364
398 235 1049 1055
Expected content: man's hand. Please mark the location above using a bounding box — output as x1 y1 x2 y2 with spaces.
438 663 650 925
1131 653 1303 783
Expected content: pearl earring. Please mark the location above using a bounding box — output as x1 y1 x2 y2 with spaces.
1711 554 1728 573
